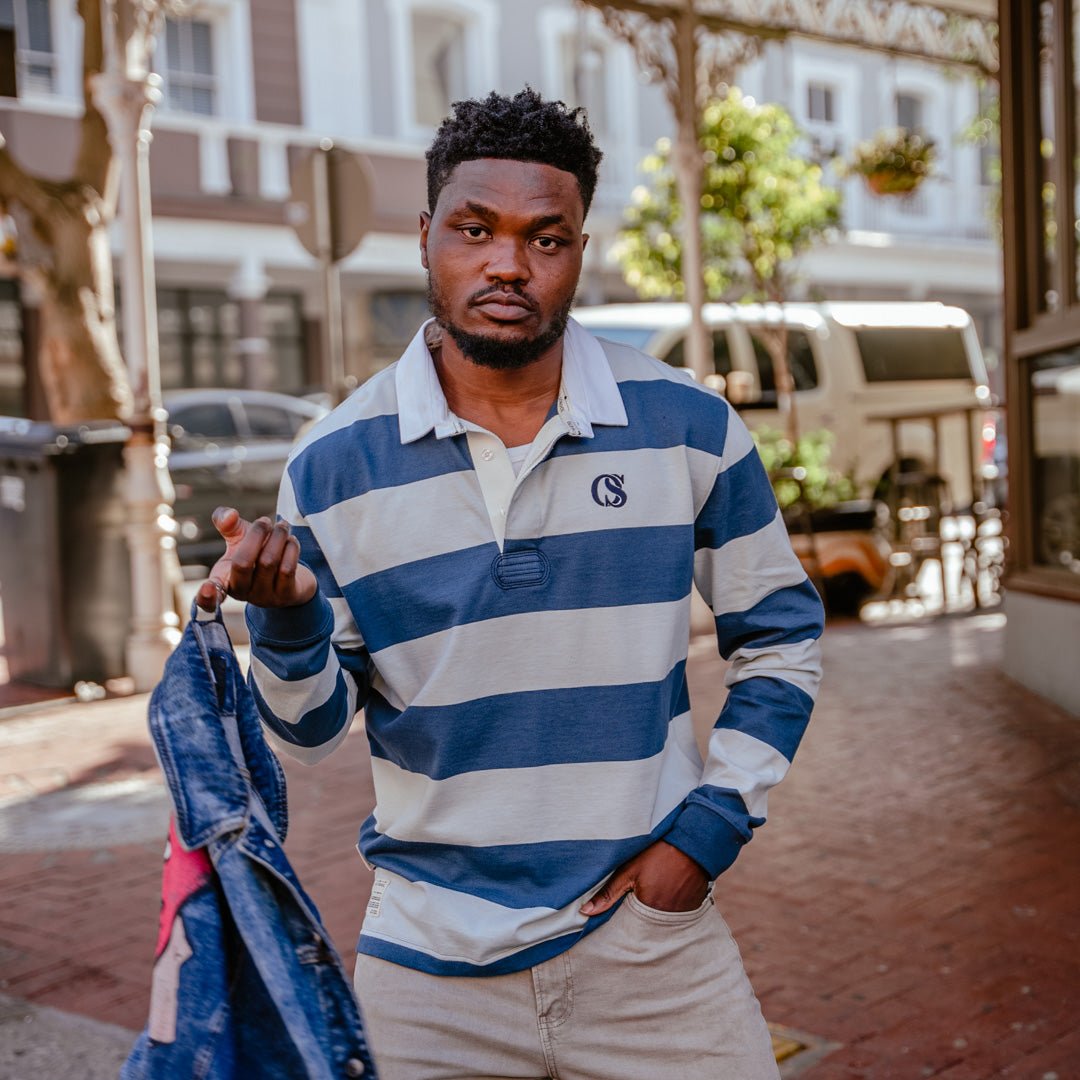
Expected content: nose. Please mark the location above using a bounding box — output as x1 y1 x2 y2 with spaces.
484 236 530 285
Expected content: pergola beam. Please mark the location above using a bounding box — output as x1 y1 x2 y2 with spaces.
583 0 998 73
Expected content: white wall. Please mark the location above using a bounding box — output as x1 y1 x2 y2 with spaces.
1003 591 1080 717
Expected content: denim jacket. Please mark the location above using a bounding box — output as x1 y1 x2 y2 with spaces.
123 602 377 1080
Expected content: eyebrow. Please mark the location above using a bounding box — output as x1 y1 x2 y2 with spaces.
450 202 572 231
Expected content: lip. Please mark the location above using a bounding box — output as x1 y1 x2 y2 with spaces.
473 296 535 322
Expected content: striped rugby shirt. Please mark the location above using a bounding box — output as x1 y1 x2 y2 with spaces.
246 317 825 976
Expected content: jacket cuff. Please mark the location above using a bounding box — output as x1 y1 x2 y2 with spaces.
663 802 748 881
245 589 333 647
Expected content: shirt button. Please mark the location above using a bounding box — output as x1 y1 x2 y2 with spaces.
345 1059 366 1077
481 448 495 461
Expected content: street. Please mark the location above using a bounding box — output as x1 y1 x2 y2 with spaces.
1 609 1078 1078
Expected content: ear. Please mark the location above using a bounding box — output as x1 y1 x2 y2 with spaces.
419 211 431 270
582 233 590 253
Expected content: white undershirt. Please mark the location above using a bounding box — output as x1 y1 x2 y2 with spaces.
506 444 530 477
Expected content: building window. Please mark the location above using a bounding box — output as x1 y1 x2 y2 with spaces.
157 289 240 390
261 293 305 393
895 92 924 133
558 33 608 133
0 278 23 416
163 17 217 116
807 82 835 124
0 0 55 96
411 11 465 129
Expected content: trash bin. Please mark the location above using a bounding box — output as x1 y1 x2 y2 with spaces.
0 418 133 688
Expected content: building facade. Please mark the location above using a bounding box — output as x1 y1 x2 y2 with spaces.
998 0 1080 716
0 0 1001 414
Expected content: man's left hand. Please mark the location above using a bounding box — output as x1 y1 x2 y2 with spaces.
580 840 710 916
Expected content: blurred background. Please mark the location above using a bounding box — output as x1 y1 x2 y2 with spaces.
0 1 1077 1076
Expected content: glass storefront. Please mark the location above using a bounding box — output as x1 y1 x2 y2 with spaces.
1030 347 1080 575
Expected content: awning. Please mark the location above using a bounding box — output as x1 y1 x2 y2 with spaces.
583 0 998 72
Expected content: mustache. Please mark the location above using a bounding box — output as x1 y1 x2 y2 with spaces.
467 285 538 310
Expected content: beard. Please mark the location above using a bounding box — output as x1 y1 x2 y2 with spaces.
427 273 573 371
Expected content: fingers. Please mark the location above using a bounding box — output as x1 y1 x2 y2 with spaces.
211 506 245 542
229 516 274 596
580 869 634 916
195 577 225 612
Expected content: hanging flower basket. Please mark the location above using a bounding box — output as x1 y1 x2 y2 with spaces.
843 128 935 198
865 169 923 196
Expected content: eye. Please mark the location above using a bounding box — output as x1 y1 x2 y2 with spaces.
459 226 489 241
531 235 563 252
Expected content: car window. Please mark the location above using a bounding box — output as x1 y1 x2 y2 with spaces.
854 327 973 382
243 403 303 439
748 330 820 398
661 331 732 375
168 403 238 440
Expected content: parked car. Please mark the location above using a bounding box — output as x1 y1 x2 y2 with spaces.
573 301 993 509
165 389 328 567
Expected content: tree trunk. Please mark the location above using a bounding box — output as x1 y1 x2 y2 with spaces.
34 185 131 423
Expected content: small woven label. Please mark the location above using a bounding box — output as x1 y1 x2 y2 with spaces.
367 877 390 918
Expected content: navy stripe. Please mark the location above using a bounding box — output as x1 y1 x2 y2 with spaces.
685 784 766 838
359 804 683 910
694 449 777 551
715 675 814 762
350 525 694 652
547 378 731 461
364 661 690 779
357 905 620 977
287 524 343 598
290 417 473 516
713 579 824 659
248 631 332 681
249 669 352 749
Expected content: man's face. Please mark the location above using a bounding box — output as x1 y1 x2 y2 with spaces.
420 158 588 370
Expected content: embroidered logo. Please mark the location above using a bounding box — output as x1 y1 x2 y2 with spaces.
591 474 628 508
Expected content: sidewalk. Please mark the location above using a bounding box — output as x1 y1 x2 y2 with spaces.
1 610 1077 1078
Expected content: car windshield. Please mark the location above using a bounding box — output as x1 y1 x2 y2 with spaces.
580 326 659 350
854 327 973 382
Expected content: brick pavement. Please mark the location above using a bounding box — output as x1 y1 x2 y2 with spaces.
0 611 1077 1078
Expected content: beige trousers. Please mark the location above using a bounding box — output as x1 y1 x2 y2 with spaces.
353 893 779 1080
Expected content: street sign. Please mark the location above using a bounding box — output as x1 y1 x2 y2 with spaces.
286 143 374 263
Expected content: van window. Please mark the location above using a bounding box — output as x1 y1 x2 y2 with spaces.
584 326 658 350
748 330 820 399
661 331 732 375
855 327 973 382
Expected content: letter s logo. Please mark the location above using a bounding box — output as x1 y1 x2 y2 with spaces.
591 474 628 508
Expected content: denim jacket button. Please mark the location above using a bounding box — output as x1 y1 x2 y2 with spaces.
344 1058 366 1076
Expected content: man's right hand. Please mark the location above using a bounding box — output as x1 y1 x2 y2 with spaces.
195 506 318 612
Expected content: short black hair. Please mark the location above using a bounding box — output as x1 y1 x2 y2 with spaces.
426 88 603 216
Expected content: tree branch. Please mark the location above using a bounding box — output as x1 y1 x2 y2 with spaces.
0 138 54 222
73 0 114 198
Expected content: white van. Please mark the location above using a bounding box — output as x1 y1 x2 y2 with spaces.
573 301 993 509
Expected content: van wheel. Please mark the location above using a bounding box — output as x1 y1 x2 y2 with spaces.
823 572 873 617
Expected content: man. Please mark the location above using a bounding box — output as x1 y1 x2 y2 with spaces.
198 89 824 1079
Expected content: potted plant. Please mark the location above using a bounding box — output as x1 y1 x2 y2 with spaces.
843 128 936 196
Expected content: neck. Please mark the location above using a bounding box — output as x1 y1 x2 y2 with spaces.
430 325 564 446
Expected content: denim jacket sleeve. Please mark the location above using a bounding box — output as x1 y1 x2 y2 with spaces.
246 466 371 766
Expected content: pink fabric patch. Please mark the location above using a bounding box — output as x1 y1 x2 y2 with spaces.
155 816 213 959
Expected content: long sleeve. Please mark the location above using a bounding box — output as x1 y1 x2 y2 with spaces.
246 465 371 766
663 406 825 878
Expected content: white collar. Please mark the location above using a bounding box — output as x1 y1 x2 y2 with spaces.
394 317 628 445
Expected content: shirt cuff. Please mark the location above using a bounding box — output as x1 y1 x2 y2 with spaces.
663 802 748 881
244 589 333 646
